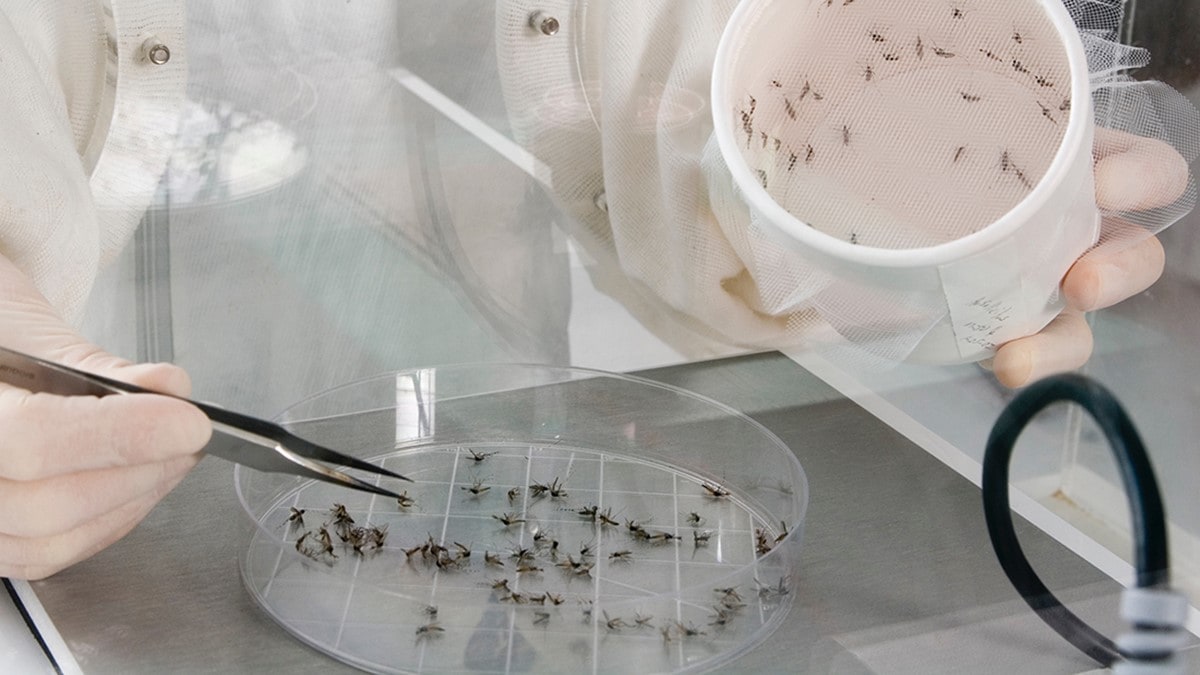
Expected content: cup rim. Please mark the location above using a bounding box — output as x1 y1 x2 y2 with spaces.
711 0 1094 269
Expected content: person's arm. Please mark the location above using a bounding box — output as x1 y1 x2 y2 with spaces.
0 5 207 579
0 253 211 580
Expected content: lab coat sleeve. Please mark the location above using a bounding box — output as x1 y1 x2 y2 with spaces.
495 0 817 356
0 1 186 323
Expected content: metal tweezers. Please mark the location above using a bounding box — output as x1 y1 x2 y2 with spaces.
0 346 408 498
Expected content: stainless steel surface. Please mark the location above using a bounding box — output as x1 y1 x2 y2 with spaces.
28 353 1136 673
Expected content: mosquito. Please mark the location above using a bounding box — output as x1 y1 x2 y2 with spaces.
507 487 521 503
492 512 526 527
396 491 416 508
960 91 982 103
484 551 504 567
467 448 497 462
686 512 704 526
693 530 713 547
415 623 444 639
702 482 731 498
932 46 955 58
533 611 551 625
608 550 633 562
462 478 491 496
603 611 627 631
287 507 306 527
715 586 742 603
598 508 620 528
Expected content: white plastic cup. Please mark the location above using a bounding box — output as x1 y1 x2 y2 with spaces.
712 0 1099 363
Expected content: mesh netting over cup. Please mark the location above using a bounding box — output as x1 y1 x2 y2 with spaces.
713 0 1198 364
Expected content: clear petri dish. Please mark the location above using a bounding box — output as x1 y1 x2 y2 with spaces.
237 364 808 673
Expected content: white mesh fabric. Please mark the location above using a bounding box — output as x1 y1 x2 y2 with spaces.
725 0 1075 250
708 0 1198 362
0 0 186 323
498 0 799 356
0 3 104 321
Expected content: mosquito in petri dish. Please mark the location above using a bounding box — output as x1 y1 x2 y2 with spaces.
415 623 444 639
484 550 504 567
603 612 627 631
1012 59 1030 74
960 91 982 103
882 51 900 62
686 511 704 526
493 512 526 527
286 507 306 528
463 478 491 497
507 487 521 503
693 530 713 547
676 621 707 638
954 146 967 163
467 448 497 463
915 35 924 60
702 482 732 498
634 612 654 628
784 96 798 120
755 528 774 556
708 606 737 628
598 508 620 528
396 491 416 509
931 46 955 58
608 550 633 562
533 611 551 625
546 592 566 606
715 586 742 603
329 503 354 528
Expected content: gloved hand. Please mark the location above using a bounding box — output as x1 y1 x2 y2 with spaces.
993 130 1190 387
0 254 211 580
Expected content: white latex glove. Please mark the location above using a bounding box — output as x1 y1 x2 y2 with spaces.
0 254 211 579
992 130 1189 388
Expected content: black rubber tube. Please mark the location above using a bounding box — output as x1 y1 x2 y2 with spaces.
981 374 1169 667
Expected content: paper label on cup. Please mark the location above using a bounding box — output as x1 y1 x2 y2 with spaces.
939 238 1038 360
